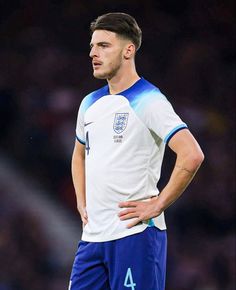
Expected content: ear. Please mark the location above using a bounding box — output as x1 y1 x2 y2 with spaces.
123 43 136 59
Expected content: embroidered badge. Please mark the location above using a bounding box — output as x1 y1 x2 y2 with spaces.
113 113 129 134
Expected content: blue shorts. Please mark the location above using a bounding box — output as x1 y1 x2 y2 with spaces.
69 227 167 290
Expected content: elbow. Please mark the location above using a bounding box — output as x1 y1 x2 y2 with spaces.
191 149 205 170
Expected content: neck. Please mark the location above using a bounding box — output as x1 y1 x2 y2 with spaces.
107 63 140 95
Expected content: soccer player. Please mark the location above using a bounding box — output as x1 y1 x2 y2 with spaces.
69 12 204 290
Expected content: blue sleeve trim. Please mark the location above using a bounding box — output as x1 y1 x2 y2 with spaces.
164 124 188 144
76 135 86 145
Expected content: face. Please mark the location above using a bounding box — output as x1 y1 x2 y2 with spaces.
89 30 128 80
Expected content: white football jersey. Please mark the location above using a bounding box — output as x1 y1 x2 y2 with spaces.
76 78 187 242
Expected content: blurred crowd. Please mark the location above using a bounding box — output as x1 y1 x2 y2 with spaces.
0 191 69 290
0 0 235 289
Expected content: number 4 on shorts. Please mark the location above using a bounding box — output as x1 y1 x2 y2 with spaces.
124 267 136 290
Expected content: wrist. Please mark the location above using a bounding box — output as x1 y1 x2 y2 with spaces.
154 196 166 213
77 204 86 214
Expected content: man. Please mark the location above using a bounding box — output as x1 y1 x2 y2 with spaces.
69 12 204 290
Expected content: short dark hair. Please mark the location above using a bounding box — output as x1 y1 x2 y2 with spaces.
90 12 142 51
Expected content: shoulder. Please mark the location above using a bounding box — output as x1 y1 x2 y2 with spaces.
129 78 167 111
80 84 109 113
138 78 166 99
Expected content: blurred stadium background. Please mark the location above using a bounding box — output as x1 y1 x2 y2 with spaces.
0 1 235 289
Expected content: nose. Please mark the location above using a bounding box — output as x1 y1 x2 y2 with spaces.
89 46 98 58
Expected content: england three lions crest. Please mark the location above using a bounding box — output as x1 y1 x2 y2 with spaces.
113 113 129 134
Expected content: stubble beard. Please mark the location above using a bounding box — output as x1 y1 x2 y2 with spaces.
93 55 122 80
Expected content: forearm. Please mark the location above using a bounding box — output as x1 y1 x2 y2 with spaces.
71 145 86 212
72 162 85 209
119 129 204 228
157 152 203 212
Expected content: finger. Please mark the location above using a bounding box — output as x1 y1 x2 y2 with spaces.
119 201 137 208
119 212 139 221
81 216 88 224
126 218 142 229
118 208 136 217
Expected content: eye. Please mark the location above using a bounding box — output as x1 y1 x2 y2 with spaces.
99 43 109 48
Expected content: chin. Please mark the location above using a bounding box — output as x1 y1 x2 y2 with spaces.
93 71 107 79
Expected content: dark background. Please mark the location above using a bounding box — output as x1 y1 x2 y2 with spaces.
0 0 235 289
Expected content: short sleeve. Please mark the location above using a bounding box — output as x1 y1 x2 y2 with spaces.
75 101 86 145
144 98 187 144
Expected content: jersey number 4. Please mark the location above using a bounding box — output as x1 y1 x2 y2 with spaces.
85 131 90 155
124 268 136 290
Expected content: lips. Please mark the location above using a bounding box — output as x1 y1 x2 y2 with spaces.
92 60 102 69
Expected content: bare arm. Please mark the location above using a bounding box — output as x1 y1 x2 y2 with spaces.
71 140 87 226
119 129 204 228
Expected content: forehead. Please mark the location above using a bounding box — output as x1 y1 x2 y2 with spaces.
90 30 120 44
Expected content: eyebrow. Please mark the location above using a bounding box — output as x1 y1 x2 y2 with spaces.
90 41 111 48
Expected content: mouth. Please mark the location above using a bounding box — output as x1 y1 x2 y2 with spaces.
92 61 102 70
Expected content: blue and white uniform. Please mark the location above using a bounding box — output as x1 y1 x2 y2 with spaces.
70 77 187 290
76 77 187 242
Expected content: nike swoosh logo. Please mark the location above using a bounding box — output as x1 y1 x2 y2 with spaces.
84 121 94 127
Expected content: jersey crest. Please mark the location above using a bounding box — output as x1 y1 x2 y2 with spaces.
113 113 129 134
